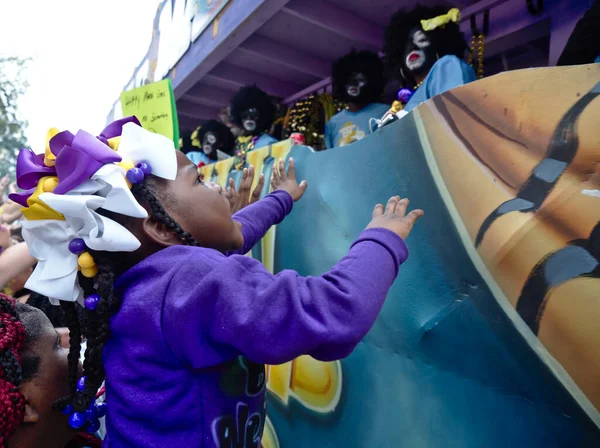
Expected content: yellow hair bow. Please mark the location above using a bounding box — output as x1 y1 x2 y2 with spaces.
22 176 65 221
44 128 60 167
191 126 202 148
421 8 460 32
107 136 120 151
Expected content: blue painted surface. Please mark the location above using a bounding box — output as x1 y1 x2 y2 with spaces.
254 115 600 446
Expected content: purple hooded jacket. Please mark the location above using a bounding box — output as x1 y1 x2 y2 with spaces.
102 190 408 447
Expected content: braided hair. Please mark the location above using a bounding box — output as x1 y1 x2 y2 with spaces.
54 178 198 419
0 294 26 446
0 295 101 447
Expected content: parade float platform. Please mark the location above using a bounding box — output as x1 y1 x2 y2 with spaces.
199 63 600 447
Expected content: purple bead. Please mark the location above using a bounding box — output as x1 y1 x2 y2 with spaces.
84 295 100 311
69 412 86 429
62 404 73 415
68 238 87 255
87 418 101 434
136 161 152 176
126 167 145 184
95 402 107 418
397 87 414 104
86 406 97 421
77 376 86 392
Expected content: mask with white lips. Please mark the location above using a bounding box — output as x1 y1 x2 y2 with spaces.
346 73 367 98
203 132 218 155
241 108 260 134
403 27 437 76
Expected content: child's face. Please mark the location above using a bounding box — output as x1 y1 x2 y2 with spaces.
12 306 75 447
159 151 244 252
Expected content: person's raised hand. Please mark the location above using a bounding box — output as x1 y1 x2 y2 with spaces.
0 224 11 252
366 196 424 240
271 158 307 202
225 165 265 214
8 181 17 195
0 200 22 225
0 175 10 191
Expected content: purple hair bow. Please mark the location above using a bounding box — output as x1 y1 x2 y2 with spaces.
11 116 141 206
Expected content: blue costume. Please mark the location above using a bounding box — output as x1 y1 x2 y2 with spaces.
325 103 389 148
404 55 476 112
185 151 211 166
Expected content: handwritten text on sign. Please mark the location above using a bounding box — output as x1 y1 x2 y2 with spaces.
120 79 177 143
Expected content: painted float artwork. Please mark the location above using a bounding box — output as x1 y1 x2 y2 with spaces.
198 64 600 447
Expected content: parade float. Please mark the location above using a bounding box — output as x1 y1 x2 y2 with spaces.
109 0 600 446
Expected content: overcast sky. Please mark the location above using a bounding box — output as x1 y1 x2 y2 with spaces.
0 0 159 149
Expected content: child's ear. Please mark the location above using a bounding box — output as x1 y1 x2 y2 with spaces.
19 383 40 424
23 402 40 424
142 217 182 247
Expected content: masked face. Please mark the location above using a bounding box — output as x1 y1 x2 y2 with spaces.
403 27 436 76
241 108 260 133
346 73 367 98
203 132 218 155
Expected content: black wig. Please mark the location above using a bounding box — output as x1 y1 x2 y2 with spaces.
196 120 236 158
230 85 276 135
384 4 468 82
331 49 385 103
179 131 196 155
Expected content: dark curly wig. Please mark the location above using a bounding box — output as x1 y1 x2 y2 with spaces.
384 4 469 83
179 131 197 155
230 85 276 136
332 49 385 103
196 120 236 159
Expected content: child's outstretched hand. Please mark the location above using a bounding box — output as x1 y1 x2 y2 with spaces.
367 196 424 240
271 158 307 202
225 165 265 214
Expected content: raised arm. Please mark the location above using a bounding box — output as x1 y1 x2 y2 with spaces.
0 242 36 289
228 158 307 255
163 196 423 368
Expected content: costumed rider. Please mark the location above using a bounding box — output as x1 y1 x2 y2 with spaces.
378 5 475 127
183 120 235 168
230 85 278 169
325 50 388 148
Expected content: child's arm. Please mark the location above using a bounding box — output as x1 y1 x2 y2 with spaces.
227 158 307 255
0 242 36 289
228 190 292 255
163 196 423 368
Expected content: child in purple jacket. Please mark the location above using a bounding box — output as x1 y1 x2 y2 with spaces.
13 117 423 447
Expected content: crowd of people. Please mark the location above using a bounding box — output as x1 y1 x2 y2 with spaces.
179 1 599 161
180 5 478 160
0 1 598 447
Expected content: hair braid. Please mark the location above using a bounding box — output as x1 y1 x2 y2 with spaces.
0 294 26 447
66 432 102 448
132 183 199 246
63 302 82 392
55 179 199 421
